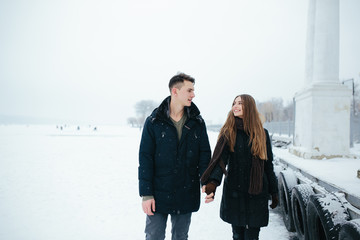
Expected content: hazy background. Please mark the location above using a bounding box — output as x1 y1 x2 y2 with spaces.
1 0 359 125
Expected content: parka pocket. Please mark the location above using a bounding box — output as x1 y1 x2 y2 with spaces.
154 168 172 177
188 167 198 176
154 174 173 192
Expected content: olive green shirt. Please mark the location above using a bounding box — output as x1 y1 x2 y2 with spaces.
170 114 187 141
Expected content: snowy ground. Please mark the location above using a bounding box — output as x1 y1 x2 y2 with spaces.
0 124 315 240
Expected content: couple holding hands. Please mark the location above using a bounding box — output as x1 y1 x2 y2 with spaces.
138 73 278 240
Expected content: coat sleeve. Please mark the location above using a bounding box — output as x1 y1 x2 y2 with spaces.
264 129 278 195
198 121 212 180
138 117 156 197
208 143 230 186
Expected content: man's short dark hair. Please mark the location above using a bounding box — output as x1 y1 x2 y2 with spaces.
168 73 195 91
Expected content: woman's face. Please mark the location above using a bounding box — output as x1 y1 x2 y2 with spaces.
232 96 243 118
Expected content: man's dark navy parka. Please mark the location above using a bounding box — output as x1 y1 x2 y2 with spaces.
138 96 211 214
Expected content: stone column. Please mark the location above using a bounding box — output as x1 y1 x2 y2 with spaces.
291 0 351 159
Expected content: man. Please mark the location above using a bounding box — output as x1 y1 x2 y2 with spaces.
138 73 211 240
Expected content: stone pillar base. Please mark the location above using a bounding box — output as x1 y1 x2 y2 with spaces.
291 82 351 159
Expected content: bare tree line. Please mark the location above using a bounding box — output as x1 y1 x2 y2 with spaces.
127 100 158 128
127 98 294 128
351 79 360 116
257 98 294 122
128 80 360 128
258 79 360 122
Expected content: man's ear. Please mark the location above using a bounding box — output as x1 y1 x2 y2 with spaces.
171 87 178 96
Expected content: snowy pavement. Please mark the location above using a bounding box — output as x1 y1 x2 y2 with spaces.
0 125 300 239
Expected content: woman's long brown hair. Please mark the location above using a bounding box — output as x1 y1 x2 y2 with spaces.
218 94 267 160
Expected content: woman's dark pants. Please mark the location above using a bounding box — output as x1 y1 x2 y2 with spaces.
232 225 260 240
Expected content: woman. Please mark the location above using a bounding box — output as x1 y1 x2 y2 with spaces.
201 94 279 240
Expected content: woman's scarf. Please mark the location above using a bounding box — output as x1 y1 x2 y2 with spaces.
200 117 265 195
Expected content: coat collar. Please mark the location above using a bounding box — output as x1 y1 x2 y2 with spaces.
150 96 203 123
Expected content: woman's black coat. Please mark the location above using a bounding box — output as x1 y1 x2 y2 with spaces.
209 128 278 227
138 96 211 214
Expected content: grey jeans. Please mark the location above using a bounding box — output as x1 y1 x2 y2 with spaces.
232 225 260 240
145 212 192 240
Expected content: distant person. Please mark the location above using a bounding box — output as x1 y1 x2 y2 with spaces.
200 94 279 240
138 72 211 240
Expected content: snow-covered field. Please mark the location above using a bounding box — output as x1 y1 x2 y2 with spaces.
0 124 299 240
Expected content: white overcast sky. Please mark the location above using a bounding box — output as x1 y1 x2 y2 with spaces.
0 0 359 125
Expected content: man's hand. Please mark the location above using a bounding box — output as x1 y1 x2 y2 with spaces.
202 185 215 203
142 199 155 215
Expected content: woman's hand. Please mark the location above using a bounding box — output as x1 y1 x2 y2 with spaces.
202 182 217 203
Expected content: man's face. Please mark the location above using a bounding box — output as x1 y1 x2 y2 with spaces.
175 80 195 107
